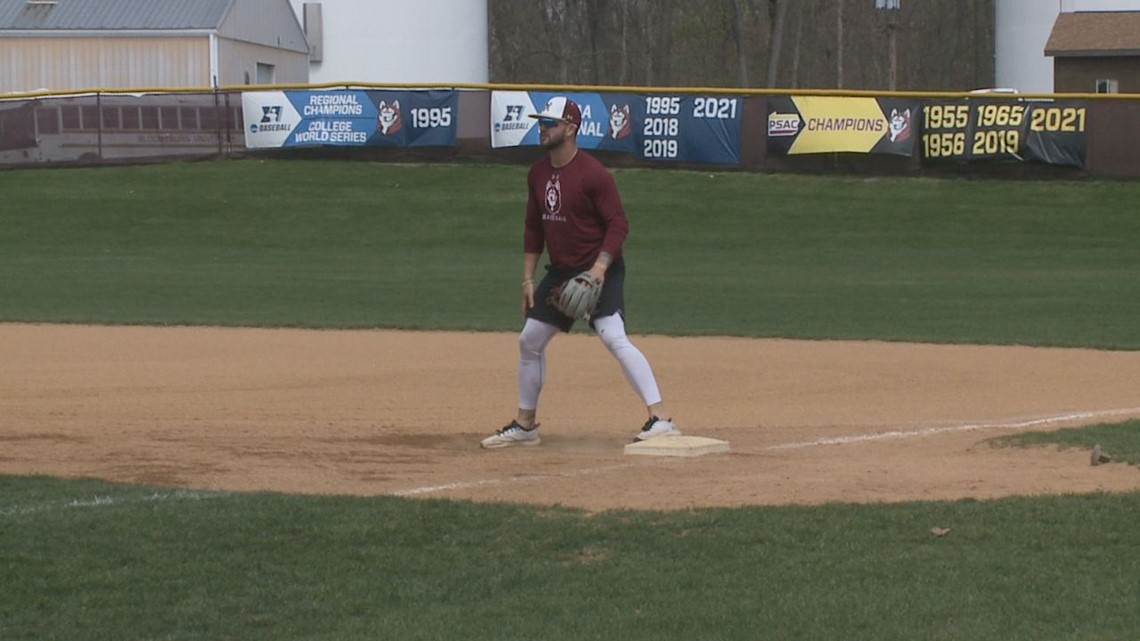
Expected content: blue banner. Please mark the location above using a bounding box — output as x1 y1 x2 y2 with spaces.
243 89 457 149
491 91 741 165
637 94 742 164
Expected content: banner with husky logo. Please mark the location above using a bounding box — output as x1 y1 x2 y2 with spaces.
490 91 638 153
490 91 742 165
242 89 457 149
767 96 918 156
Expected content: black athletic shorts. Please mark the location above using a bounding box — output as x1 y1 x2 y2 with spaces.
528 256 626 333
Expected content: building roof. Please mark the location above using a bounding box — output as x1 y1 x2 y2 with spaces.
0 0 233 30
1045 11 1140 57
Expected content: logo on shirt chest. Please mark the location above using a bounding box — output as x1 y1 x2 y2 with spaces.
544 174 566 222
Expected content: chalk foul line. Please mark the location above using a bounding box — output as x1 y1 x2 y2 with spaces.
391 460 667 497
391 407 1140 497
765 407 1140 450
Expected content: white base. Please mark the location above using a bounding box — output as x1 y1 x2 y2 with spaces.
624 435 730 457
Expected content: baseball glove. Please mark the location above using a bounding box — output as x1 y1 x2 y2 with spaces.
554 271 604 321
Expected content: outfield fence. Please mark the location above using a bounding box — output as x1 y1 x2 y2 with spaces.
2 83 1138 178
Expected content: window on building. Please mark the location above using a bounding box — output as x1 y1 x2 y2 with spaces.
1096 79 1119 94
256 63 276 84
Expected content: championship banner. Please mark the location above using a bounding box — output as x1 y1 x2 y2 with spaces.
638 94 742 164
767 96 917 156
490 91 742 165
921 99 1087 167
242 89 457 149
490 90 637 153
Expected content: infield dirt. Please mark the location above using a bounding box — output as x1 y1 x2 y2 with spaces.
3 323 1139 511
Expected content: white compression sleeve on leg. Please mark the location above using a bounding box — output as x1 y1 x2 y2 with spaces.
593 314 663 406
517 318 559 411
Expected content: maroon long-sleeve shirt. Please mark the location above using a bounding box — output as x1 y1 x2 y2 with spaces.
524 151 629 273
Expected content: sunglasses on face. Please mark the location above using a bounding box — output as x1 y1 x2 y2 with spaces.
538 118 563 129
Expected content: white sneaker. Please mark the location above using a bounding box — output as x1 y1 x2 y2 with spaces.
633 416 680 442
481 421 541 449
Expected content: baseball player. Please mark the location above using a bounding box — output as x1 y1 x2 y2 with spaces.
481 96 680 449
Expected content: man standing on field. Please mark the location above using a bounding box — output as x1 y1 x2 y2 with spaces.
481 96 680 449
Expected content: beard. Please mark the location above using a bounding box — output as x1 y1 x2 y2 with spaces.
540 129 567 150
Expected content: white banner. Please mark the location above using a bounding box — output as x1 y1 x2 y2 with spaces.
240 92 302 149
490 91 538 149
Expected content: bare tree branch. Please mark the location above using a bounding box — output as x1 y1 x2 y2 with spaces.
487 0 994 90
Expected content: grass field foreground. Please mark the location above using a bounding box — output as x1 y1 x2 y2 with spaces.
3 475 1140 641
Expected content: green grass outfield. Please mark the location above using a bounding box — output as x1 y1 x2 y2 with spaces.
2 160 1139 347
2 160 1139 640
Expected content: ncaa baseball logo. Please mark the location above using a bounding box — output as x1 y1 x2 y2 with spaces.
260 105 283 123
250 105 283 133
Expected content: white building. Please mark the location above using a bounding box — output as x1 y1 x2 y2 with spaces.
286 0 488 85
0 0 309 93
996 0 1140 93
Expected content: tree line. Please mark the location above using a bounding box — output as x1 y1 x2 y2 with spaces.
489 0 995 91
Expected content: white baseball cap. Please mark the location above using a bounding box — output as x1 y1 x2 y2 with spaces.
528 96 582 126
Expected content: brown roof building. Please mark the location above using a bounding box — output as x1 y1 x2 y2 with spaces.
1045 11 1140 93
